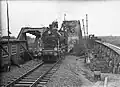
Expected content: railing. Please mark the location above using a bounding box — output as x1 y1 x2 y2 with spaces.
94 40 120 74
95 40 120 55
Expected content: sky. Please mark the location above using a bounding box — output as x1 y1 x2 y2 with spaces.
1 0 120 37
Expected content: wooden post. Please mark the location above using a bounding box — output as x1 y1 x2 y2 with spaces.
86 14 88 48
104 77 108 87
6 0 11 71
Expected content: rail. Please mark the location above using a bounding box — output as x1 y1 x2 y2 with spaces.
6 58 61 87
6 61 43 87
30 59 61 87
95 40 120 55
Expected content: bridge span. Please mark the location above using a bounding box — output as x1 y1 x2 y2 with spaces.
16 26 120 74
91 40 120 74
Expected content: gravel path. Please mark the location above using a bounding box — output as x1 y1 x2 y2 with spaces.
46 55 94 87
0 59 42 87
46 55 120 87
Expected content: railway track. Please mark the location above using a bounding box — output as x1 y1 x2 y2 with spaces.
6 60 61 87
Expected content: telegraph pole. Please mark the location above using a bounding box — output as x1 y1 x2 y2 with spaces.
82 19 86 39
63 13 66 34
64 14 66 21
82 19 87 63
86 14 89 50
82 19 87 49
6 0 11 71
86 14 88 38
85 14 91 64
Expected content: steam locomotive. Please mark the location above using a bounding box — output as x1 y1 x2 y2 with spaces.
39 21 66 62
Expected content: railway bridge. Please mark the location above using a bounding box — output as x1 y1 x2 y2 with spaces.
17 27 120 74
1 26 120 74
17 27 48 51
0 27 46 71
87 39 120 74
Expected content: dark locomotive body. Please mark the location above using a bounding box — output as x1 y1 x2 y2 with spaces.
40 21 66 62
40 29 61 62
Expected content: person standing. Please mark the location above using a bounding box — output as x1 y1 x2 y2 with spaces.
84 53 87 63
117 62 120 74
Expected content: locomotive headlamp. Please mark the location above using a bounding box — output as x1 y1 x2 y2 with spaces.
48 31 51 34
54 47 57 51
39 48 42 51
63 49 65 52
60 50 63 53
49 52 53 54
38 52 42 56
34 53 37 57
54 52 57 56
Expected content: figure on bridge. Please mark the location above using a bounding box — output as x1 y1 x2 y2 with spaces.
117 62 120 74
108 59 114 73
93 68 101 81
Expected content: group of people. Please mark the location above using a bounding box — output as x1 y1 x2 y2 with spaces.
109 59 120 74
84 49 120 81
84 50 102 81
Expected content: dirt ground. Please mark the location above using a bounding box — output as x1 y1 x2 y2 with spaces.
1 55 120 87
46 55 120 87
46 55 95 87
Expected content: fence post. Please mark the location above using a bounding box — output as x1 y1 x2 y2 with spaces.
104 77 108 87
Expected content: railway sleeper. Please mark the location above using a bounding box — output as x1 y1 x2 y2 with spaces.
42 77 51 80
37 84 46 87
42 76 51 80
46 72 53 75
49 70 57 74
43 75 52 78
25 75 41 78
39 81 47 84
17 81 34 84
40 79 49 82
30 72 43 74
20 79 37 82
50 69 57 72
49 69 58 74
14 83 32 87
23 77 39 79
22 78 39 81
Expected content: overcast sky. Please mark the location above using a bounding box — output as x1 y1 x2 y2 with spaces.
1 0 120 37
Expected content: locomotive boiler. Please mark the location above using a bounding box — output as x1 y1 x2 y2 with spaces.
40 21 66 62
